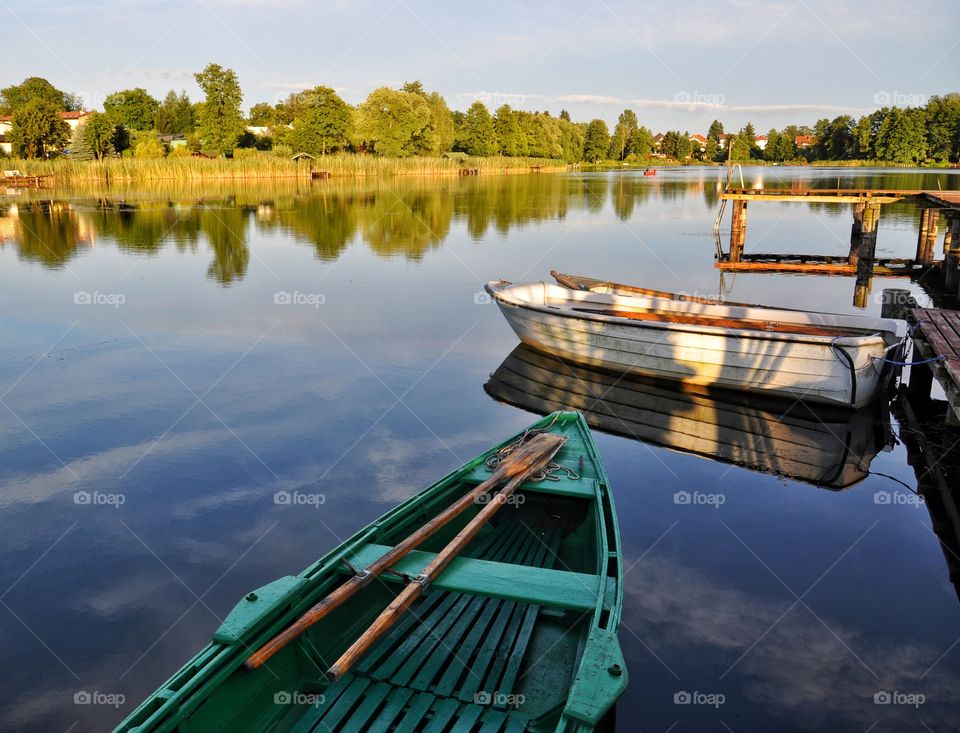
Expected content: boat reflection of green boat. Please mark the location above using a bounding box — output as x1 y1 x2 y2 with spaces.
485 345 892 489
116 411 626 733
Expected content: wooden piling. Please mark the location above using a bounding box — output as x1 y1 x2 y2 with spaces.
729 200 748 262
853 202 881 308
944 216 960 296
915 208 940 265
849 202 866 263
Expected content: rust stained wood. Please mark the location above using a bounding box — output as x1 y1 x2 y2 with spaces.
242 432 567 671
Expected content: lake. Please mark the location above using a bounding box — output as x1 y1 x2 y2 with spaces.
1 166 959 732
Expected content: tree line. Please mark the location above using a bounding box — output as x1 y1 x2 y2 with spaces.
2 67 958 164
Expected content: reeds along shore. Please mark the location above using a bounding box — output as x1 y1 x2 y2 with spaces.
5 155 569 182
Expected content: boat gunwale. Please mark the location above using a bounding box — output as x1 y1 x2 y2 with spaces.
487 281 892 348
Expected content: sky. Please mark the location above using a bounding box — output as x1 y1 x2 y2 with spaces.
2 0 958 133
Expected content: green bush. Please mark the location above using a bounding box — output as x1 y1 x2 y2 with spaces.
134 136 166 158
233 147 257 160
273 143 292 158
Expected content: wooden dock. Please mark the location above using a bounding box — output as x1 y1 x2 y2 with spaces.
715 187 960 307
909 306 960 426
1 172 53 188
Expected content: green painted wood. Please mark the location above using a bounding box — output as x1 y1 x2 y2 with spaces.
448 703 484 732
392 592 475 685
478 709 509 732
342 543 604 611
288 676 352 733
460 469 599 499
420 697 461 733
316 677 371 730
338 680 391 731
409 592 487 691
458 598 518 703
503 715 528 733
354 589 446 674
391 692 436 733
370 591 463 679
363 686 414 733
433 594 504 697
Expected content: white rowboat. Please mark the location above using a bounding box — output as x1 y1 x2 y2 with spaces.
484 279 907 409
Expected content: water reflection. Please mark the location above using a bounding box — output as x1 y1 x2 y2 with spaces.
485 345 892 489
6 169 954 288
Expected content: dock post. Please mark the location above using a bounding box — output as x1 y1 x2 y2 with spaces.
849 202 866 263
729 200 747 262
916 209 940 265
945 216 960 296
853 202 881 308
881 288 915 320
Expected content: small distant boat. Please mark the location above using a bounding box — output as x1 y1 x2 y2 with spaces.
486 345 891 489
643 167 657 176
484 276 906 409
116 412 626 733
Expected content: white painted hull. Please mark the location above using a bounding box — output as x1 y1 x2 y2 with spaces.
486 281 906 409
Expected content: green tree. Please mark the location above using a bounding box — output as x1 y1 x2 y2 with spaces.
660 130 680 158
9 99 70 158
83 111 116 160
134 134 166 158
193 63 245 156
247 102 275 126
104 88 159 131
875 107 928 163
675 133 693 161
609 109 638 160
356 87 430 157
853 115 873 158
559 109 571 122
0 77 79 114
459 101 496 156
69 121 95 161
155 90 195 135
925 94 960 162
582 119 610 161
707 119 724 146
289 86 353 155
402 82 454 155
494 104 526 156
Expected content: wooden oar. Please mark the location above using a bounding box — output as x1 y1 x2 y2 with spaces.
324 431 566 681
243 431 565 671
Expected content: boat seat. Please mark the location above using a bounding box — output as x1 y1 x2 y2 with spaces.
292 522 567 732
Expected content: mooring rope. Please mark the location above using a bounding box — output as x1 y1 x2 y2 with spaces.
869 354 946 367
485 414 580 482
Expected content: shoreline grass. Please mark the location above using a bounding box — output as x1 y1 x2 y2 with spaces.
4 154 569 183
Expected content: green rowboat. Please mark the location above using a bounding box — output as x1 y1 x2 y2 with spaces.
116 411 626 733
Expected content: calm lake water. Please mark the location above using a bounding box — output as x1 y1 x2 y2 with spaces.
1 167 959 732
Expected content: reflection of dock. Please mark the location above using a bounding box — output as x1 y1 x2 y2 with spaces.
892 388 960 601
714 188 960 308
485 344 891 489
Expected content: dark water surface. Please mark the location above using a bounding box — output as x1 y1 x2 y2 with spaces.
1 167 959 732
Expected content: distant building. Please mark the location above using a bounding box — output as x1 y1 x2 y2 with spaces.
689 134 708 151
0 111 93 155
246 125 271 137
158 134 188 149
794 134 816 149
755 135 768 151
652 133 664 149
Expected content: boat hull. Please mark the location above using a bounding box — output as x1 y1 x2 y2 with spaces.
487 281 905 409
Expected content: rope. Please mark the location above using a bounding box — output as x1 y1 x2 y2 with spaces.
485 415 580 483
869 354 946 367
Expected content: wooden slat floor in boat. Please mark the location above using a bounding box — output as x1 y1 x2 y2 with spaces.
293 522 563 732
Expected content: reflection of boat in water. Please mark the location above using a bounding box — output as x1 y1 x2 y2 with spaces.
485 278 905 409
485 345 892 489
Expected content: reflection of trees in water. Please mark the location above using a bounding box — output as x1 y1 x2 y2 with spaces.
1 201 93 268
3 172 769 280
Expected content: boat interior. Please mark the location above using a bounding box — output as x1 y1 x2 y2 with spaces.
158 416 618 733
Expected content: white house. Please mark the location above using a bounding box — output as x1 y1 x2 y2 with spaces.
0 110 93 156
